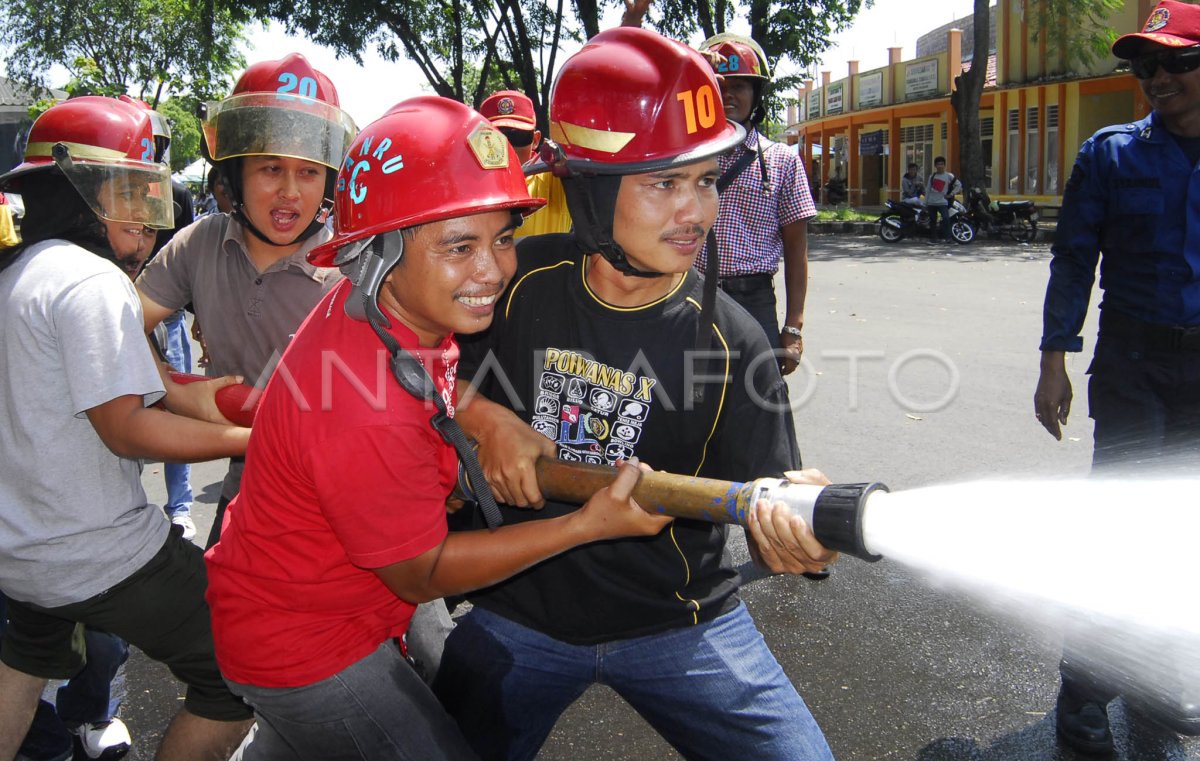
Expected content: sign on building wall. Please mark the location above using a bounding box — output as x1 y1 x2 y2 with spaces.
859 130 884 155
906 59 939 99
827 82 844 115
858 72 883 108
808 89 821 119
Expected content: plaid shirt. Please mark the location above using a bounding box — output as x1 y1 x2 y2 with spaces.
698 126 816 277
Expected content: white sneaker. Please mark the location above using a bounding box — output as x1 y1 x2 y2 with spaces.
172 513 197 541
70 718 132 759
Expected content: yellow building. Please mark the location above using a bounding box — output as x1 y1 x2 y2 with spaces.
791 0 1154 208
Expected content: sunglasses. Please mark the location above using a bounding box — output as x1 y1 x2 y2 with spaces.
498 127 535 148
1130 46 1200 79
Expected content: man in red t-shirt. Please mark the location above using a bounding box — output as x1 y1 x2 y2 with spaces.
203 97 671 760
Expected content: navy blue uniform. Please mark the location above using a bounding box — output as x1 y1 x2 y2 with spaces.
1042 112 1200 468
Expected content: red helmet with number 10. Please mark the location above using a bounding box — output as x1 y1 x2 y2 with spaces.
546 27 742 175
533 28 742 280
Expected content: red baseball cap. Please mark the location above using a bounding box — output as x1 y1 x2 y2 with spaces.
1113 0 1200 59
480 90 536 132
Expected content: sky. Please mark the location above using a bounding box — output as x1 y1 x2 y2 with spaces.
811 0 981 80
240 22 428 127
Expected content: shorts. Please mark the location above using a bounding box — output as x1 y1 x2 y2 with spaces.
1 532 252 722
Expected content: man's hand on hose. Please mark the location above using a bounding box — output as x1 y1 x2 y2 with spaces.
746 467 838 574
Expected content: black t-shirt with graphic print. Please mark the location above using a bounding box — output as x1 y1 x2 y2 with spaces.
456 234 801 645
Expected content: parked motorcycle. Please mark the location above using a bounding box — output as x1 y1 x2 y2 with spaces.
965 187 1038 242
877 198 975 244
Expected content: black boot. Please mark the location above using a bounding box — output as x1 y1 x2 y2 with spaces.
1055 681 1114 756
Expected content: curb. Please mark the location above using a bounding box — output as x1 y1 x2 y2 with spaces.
809 219 1055 242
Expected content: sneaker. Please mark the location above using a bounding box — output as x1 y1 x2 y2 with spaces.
171 513 197 541
1055 684 1113 756
70 718 131 760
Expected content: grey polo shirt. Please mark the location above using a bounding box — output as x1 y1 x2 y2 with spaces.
137 214 343 499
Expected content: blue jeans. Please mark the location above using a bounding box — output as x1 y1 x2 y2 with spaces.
433 603 833 761
162 310 193 517
229 640 476 761
0 594 127 760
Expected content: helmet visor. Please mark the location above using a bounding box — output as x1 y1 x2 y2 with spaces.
203 92 358 171
61 158 175 229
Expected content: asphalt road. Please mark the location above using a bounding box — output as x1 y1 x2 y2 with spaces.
117 233 1199 760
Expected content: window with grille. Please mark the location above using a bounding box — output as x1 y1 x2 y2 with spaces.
1046 105 1060 193
1007 109 1020 193
1026 107 1040 194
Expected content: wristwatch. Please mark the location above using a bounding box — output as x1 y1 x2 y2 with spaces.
782 326 803 337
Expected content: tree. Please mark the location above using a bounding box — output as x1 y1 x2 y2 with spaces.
652 0 866 125
951 0 1121 195
949 0 989 196
0 0 250 105
232 0 580 129
158 96 204 172
232 0 865 131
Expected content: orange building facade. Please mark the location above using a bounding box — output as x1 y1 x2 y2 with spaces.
790 0 1156 207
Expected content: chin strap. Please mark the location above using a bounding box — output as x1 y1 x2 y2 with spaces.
352 235 504 530
223 159 335 249
564 173 662 279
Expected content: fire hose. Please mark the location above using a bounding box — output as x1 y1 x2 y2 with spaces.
170 376 887 561
166 372 258 428
457 457 889 563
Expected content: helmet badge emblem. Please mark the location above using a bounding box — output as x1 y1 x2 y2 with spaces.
1145 7 1169 32
467 124 510 169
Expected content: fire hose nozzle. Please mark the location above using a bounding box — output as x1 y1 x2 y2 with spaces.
748 479 888 562
811 482 887 562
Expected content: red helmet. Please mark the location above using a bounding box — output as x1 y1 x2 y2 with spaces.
117 95 172 163
700 34 772 126
202 53 357 172
546 27 743 175
698 34 772 81
0 96 173 228
308 96 545 267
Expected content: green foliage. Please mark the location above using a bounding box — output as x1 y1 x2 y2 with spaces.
815 207 874 222
0 0 250 103
27 97 58 121
157 97 203 171
1030 0 1124 70
230 0 866 129
649 0 869 125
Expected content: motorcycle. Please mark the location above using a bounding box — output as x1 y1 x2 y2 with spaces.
965 187 1038 242
877 197 975 244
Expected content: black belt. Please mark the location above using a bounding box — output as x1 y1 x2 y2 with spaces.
717 273 773 295
1099 310 1200 352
